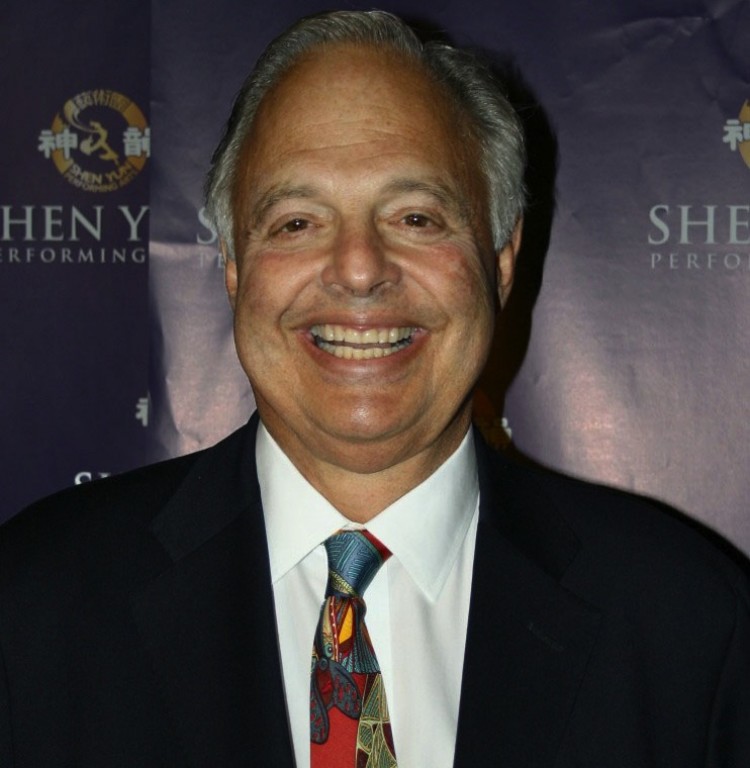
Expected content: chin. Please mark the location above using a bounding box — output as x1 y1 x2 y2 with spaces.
318 415 408 446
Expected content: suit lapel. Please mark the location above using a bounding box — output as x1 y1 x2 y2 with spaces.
453 436 601 767
130 417 295 768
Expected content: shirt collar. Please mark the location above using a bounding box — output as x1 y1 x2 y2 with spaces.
256 422 479 603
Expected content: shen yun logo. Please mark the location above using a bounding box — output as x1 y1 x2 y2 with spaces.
38 90 150 193
648 100 750 272
722 99 750 170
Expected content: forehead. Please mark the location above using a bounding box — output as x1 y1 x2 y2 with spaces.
236 43 478 186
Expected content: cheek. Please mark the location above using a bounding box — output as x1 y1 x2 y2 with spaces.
234 252 302 320
418 242 496 320
434 251 497 375
232 259 287 369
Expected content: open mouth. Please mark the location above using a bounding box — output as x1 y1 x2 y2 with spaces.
310 324 416 360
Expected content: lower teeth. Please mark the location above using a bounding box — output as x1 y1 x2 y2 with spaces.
315 338 411 359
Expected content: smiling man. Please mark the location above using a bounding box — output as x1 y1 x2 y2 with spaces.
1 10 749 768
220 38 518 522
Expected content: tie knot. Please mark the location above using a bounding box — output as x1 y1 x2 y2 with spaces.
324 529 390 598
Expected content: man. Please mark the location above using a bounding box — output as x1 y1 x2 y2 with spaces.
1 10 748 768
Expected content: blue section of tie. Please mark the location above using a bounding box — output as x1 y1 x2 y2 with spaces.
325 530 384 598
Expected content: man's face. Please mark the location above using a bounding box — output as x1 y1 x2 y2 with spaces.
225 44 518 481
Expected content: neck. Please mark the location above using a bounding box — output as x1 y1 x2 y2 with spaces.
260 413 472 523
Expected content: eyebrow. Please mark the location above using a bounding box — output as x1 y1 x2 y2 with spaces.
247 184 318 229
246 177 473 229
381 178 472 224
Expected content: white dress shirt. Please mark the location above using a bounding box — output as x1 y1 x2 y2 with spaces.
256 423 479 768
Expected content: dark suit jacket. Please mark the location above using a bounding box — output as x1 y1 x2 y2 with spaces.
1 414 749 767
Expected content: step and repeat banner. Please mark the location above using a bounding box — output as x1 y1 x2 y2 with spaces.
2 0 749 558
1 1 151 513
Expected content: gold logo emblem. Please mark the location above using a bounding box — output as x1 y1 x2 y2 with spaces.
723 100 750 171
38 90 150 192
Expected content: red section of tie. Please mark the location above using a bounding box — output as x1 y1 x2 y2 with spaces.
311 673 367 768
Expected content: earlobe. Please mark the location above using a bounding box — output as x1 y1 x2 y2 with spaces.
221 240 238 311
496 218 523 308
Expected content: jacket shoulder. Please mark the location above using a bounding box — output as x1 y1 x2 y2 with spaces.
483 444 750 612
0 424 252 592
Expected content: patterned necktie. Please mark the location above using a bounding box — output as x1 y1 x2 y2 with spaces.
310 529 398 768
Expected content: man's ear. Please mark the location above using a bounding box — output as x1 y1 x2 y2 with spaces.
222 239 238 311
496 217 523 308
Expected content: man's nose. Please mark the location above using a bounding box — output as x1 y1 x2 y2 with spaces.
321 222 401 296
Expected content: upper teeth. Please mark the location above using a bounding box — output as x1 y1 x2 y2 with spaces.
311 325 414 344
310 324 415 359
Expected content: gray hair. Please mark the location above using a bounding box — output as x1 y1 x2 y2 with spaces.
205 10 525 258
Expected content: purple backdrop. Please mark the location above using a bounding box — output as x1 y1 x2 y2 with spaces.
1 0 150 515
3 0 749 559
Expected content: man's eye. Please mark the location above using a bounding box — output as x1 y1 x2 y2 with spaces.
403 213 432 228
277 218 309 233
